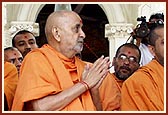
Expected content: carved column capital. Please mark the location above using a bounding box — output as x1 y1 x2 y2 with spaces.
105 23 134 38
8 21 39 37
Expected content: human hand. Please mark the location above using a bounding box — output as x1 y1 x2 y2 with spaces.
81 55 111 89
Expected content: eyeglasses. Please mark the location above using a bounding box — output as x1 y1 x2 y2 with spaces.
148 19 164 30
117 54 138 64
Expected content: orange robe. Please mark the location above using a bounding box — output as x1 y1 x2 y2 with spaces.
12 44 96 111
99 73 121 111
121 60 164 111
4 62 18 110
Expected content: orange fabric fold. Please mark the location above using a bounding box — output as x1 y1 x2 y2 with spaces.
121 60 164 111
99 73 121 111
12 44 95 111
4 62 18 110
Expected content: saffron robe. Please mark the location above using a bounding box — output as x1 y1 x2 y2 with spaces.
4 62 18 110
99 73 121 111
121 60 164 111
12 44 121 111
12 44 96 111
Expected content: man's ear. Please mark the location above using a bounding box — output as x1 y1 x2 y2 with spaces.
52 27 61 42
112 57 116 66
148 45 155 56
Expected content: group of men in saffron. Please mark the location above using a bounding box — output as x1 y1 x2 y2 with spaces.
4 10 164 111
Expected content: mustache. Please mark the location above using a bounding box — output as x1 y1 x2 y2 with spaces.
120 66 131 71
77 39 84 43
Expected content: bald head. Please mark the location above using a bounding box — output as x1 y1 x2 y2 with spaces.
4 47 23 73
4 47 22 61
45 10 81 40
44 10 85 58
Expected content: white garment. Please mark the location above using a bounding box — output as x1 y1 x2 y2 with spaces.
139 43 154 66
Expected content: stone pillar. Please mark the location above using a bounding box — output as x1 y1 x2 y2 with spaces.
3 21 39 48
54 4 72 11
105 23 134 73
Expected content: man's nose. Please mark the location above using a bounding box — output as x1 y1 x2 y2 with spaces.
123 58 130 64
80 29 86 39
25 43 31 49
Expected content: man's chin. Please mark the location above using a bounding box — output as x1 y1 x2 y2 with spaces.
74 48 83 53
118 75 128 80
119 72 130 80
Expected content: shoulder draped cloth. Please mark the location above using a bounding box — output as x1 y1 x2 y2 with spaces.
121 60 164 111
4 62 18 110
99 73 121 111
12 44 95 111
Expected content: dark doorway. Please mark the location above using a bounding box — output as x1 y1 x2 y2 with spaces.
36 4 109 63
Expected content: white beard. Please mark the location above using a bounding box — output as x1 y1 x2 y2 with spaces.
72 44 83 53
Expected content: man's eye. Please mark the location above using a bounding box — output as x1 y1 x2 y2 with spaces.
75 27 80 33
129 57 136 62
10 59 15 64
74 24 80 33
18 58 23 63
120 55 127 60
129 57 138 63
18 43 24 46
29 41 35 44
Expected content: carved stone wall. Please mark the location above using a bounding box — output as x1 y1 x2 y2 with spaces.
4 21 39 48
8 21 39 37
